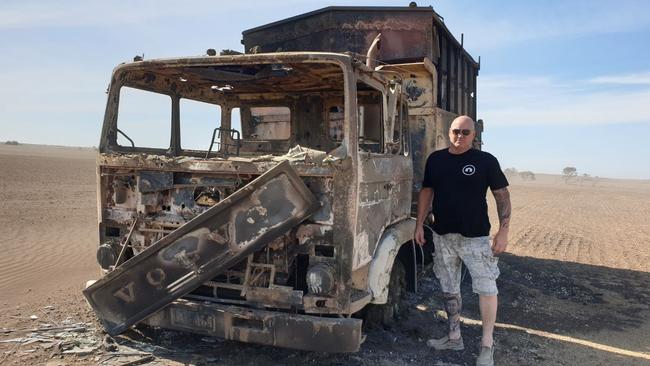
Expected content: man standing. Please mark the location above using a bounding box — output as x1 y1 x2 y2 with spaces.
414 115 511 366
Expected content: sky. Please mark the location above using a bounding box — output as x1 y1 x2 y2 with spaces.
1 0 649 179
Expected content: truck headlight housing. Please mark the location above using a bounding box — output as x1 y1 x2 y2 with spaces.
306 263 335 295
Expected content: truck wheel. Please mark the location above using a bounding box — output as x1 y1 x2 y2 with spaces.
364 259 407 329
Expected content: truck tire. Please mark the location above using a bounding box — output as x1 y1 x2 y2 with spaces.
363 259 407 329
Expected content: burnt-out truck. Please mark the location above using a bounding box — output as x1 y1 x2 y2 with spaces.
84 5 481 352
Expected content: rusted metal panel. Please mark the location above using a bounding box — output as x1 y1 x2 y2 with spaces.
242 7 434 64
353 154 412 270
242 6 479 70
84 160 319 336
98 153 338 177
138 171 173 193
144 299 362 352
435 108 458 150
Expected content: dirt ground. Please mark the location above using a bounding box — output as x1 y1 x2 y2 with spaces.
1 144 649 365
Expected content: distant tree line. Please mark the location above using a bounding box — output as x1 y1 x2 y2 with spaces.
503 166 599 186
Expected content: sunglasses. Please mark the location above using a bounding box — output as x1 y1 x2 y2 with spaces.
451 129 473 136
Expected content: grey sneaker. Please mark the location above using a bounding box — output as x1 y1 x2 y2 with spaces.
426 336 464 351
476 345 494 366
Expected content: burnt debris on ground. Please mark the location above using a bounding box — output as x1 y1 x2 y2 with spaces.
2 254 650 365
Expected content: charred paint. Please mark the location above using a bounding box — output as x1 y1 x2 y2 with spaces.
405 80 425 102
85 161 319 335
145 300 362 352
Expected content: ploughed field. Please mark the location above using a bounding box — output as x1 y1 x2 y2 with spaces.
0 144 649 365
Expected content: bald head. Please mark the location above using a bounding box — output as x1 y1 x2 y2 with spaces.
450 115 475 131
448 115 475 154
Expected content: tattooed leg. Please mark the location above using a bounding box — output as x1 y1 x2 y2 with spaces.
443 293 462 339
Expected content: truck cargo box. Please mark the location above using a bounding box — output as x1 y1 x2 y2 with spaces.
242 6 479 119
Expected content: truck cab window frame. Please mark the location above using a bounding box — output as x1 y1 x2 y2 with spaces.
357 81 384 154
115 86 172 151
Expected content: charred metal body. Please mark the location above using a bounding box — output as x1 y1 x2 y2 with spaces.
242 6 479 121
84 161 319 335
145 299 362 352
243 6 481 203
89 5 482 352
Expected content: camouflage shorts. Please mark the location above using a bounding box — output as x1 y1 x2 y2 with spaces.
432 231 500 296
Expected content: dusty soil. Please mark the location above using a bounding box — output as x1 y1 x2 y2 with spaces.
1 144 649 365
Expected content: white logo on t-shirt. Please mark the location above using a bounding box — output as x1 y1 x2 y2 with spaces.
462 164 476 176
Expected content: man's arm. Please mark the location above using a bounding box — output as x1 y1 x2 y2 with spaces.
414 187 433 246
491 187 511 255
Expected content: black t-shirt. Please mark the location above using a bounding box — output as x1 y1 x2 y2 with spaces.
422 148 509 237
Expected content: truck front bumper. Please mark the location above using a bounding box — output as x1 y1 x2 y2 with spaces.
143 299 363 352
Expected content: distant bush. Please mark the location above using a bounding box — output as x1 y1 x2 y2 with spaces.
504 167 518 178
4 140 19 145
519 171 536 181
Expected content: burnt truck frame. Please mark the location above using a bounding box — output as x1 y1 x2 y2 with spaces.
89 6 481 353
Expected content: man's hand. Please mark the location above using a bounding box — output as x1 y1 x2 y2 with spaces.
415 225 426 246
415 188 434 247
492 229 508 255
